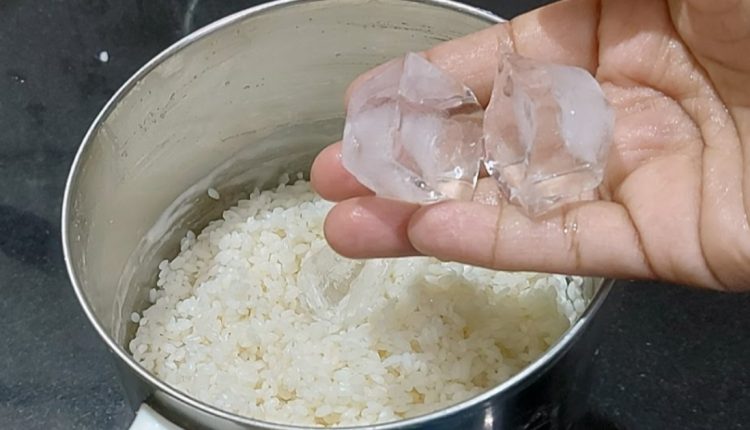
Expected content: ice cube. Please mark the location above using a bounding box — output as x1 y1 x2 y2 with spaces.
336 259 390 326
298 246 365 317
483 53 614 216
342 53 484 204
298 245 389 327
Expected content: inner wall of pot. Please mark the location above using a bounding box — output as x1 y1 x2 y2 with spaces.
116 119 343 346
65 0 503 348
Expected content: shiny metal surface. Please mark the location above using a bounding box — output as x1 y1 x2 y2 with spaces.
62 0 612 428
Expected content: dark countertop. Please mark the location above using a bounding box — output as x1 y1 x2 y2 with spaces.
0 1 748 429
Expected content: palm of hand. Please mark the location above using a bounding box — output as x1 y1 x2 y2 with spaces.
311 0 750 291
595 0 749 290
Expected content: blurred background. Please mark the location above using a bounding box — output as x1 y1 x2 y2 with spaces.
0 1 748 429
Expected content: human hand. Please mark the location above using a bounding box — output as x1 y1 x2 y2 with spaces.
311 0 750 291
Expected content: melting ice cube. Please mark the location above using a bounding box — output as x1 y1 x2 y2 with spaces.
298 246 364 316
298 245 388 326
342 53 484 204
483 53 614 216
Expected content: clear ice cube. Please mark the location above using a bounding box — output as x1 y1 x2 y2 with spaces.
298 246 364 315
342 53 484 204
483 53 614 216
298 245 388 326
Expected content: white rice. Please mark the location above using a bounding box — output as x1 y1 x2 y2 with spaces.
207 187 220 200
129 177 586 427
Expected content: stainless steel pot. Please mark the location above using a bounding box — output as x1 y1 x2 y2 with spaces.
62 0 613 429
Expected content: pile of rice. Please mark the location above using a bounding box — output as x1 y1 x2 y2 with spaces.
129 176 588 427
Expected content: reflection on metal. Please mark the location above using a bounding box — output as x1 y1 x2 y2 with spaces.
483 410 495 429
182 0 201 35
